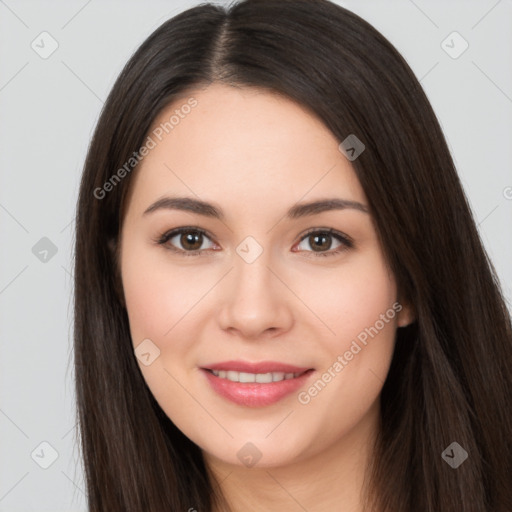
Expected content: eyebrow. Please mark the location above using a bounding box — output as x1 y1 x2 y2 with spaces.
143 196 369 220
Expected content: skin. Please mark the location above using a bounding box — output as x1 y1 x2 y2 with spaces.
119 83 413 512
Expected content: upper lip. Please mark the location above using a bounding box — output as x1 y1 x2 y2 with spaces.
202 360 313 374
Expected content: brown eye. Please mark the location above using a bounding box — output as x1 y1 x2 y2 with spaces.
307 233 333 252
295 228 353 257
179 230 204 251
157 228 216 256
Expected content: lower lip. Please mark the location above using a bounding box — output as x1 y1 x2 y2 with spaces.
201 368 315 407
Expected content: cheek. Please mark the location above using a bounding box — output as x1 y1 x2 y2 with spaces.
294 250 398 401
121 241 205 348
120 242 208 420
292 251 398 424
334 268 397 349
291 250 398 347
122 266 170 346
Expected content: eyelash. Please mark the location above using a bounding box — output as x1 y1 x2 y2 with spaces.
153 226 353 258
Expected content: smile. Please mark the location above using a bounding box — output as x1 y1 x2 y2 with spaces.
208 370 304 383
200 363 315 407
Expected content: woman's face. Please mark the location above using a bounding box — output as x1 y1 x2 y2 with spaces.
119 83 412 469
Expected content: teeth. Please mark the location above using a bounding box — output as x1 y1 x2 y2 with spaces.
210 370 302 382
240 372 256 383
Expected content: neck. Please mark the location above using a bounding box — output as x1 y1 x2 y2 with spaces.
205 399 381 512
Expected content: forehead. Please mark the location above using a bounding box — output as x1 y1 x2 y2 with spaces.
125 83 366 217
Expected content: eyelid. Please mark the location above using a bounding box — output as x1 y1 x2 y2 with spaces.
297 226 353 245
294 227 353 257
155 226 353 257
154 226 217 257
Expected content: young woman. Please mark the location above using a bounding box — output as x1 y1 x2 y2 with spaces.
73 0 512 510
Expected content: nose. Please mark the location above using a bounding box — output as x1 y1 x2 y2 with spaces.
216 247 294 340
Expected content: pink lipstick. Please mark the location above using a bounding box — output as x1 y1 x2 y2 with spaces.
200 360 315 407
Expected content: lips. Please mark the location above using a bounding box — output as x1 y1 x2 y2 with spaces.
200 360 315 407
203 360 312 374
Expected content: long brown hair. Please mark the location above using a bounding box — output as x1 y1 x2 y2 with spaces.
73 0 512 510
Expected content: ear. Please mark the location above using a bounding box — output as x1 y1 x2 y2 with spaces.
396 297 416 328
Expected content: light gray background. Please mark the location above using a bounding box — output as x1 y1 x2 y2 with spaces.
1 0 511 510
